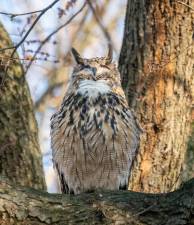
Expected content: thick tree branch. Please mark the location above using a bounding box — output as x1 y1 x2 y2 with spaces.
0 178 194 225
0 22 46 190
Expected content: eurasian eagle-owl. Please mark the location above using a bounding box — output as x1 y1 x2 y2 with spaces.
50 48 141 194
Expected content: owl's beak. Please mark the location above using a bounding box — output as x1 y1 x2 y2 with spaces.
91 67 97 80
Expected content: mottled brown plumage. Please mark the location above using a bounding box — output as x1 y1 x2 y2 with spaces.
50 48 141 194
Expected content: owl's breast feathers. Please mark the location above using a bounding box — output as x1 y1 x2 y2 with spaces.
51 83 141 194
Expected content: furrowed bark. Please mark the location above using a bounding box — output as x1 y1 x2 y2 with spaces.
119 0 194 192
0 23 46 190
183 123 194 181
0 178 194 225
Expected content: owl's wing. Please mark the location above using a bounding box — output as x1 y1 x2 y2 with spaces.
88 106 140 190
54 163 74 194
51 92 141 193
51 112 75 194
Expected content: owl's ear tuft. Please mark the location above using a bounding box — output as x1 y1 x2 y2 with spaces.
71 48 84 65
105 44 113 64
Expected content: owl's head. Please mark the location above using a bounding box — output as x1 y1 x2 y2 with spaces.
66 48 125 98
70 48 121 86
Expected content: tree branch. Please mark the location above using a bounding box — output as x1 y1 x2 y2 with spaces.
0 23 46 189
87 0 114 55
0 6 52 18
0 178 194 224
35 82 63 110
0 0 60 54
25 2 87 72
176 1 194 11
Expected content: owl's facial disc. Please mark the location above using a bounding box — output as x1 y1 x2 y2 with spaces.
77 64 97 81
88 66 97 80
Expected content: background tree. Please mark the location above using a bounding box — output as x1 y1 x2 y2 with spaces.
119 0 194 193
0 23 46 190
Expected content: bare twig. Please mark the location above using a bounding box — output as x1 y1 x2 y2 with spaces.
0 0 60 87
87 0 114 55
34 9 89 110
0 8 47 18
26 2 87 72
0 54 59 63
176 1 194 11
0 0 60 54
71 8 89 43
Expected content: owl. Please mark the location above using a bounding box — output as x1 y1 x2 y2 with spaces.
50 48 141 194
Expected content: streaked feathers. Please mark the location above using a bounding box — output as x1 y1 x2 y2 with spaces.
51 52 141 194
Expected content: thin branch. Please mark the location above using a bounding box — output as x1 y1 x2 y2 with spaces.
0 54 59 63
176 1 194 11
0 8 47 18
0 0 60 54
0 0 58 88
34 9 89 110
12 0 60 57
35 82 63 110
26 2 87 72
87 0 114 55
71 8 89 43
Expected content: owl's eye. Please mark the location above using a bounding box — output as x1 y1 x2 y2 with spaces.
79 64 90 71
79 65 97 75
84 65 91 69
100 64 110 70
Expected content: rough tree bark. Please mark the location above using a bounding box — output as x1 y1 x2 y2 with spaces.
182 123 194 181
0 23 46 190
119 0 194 193
0 177 194 225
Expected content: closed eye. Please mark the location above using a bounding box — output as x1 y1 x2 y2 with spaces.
79 64 91 71
96 65 110 75
100 64 110 70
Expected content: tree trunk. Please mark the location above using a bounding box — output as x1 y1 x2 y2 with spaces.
0 177 194 225
0 23 46 190
119 0 194 193
182 124 194 181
